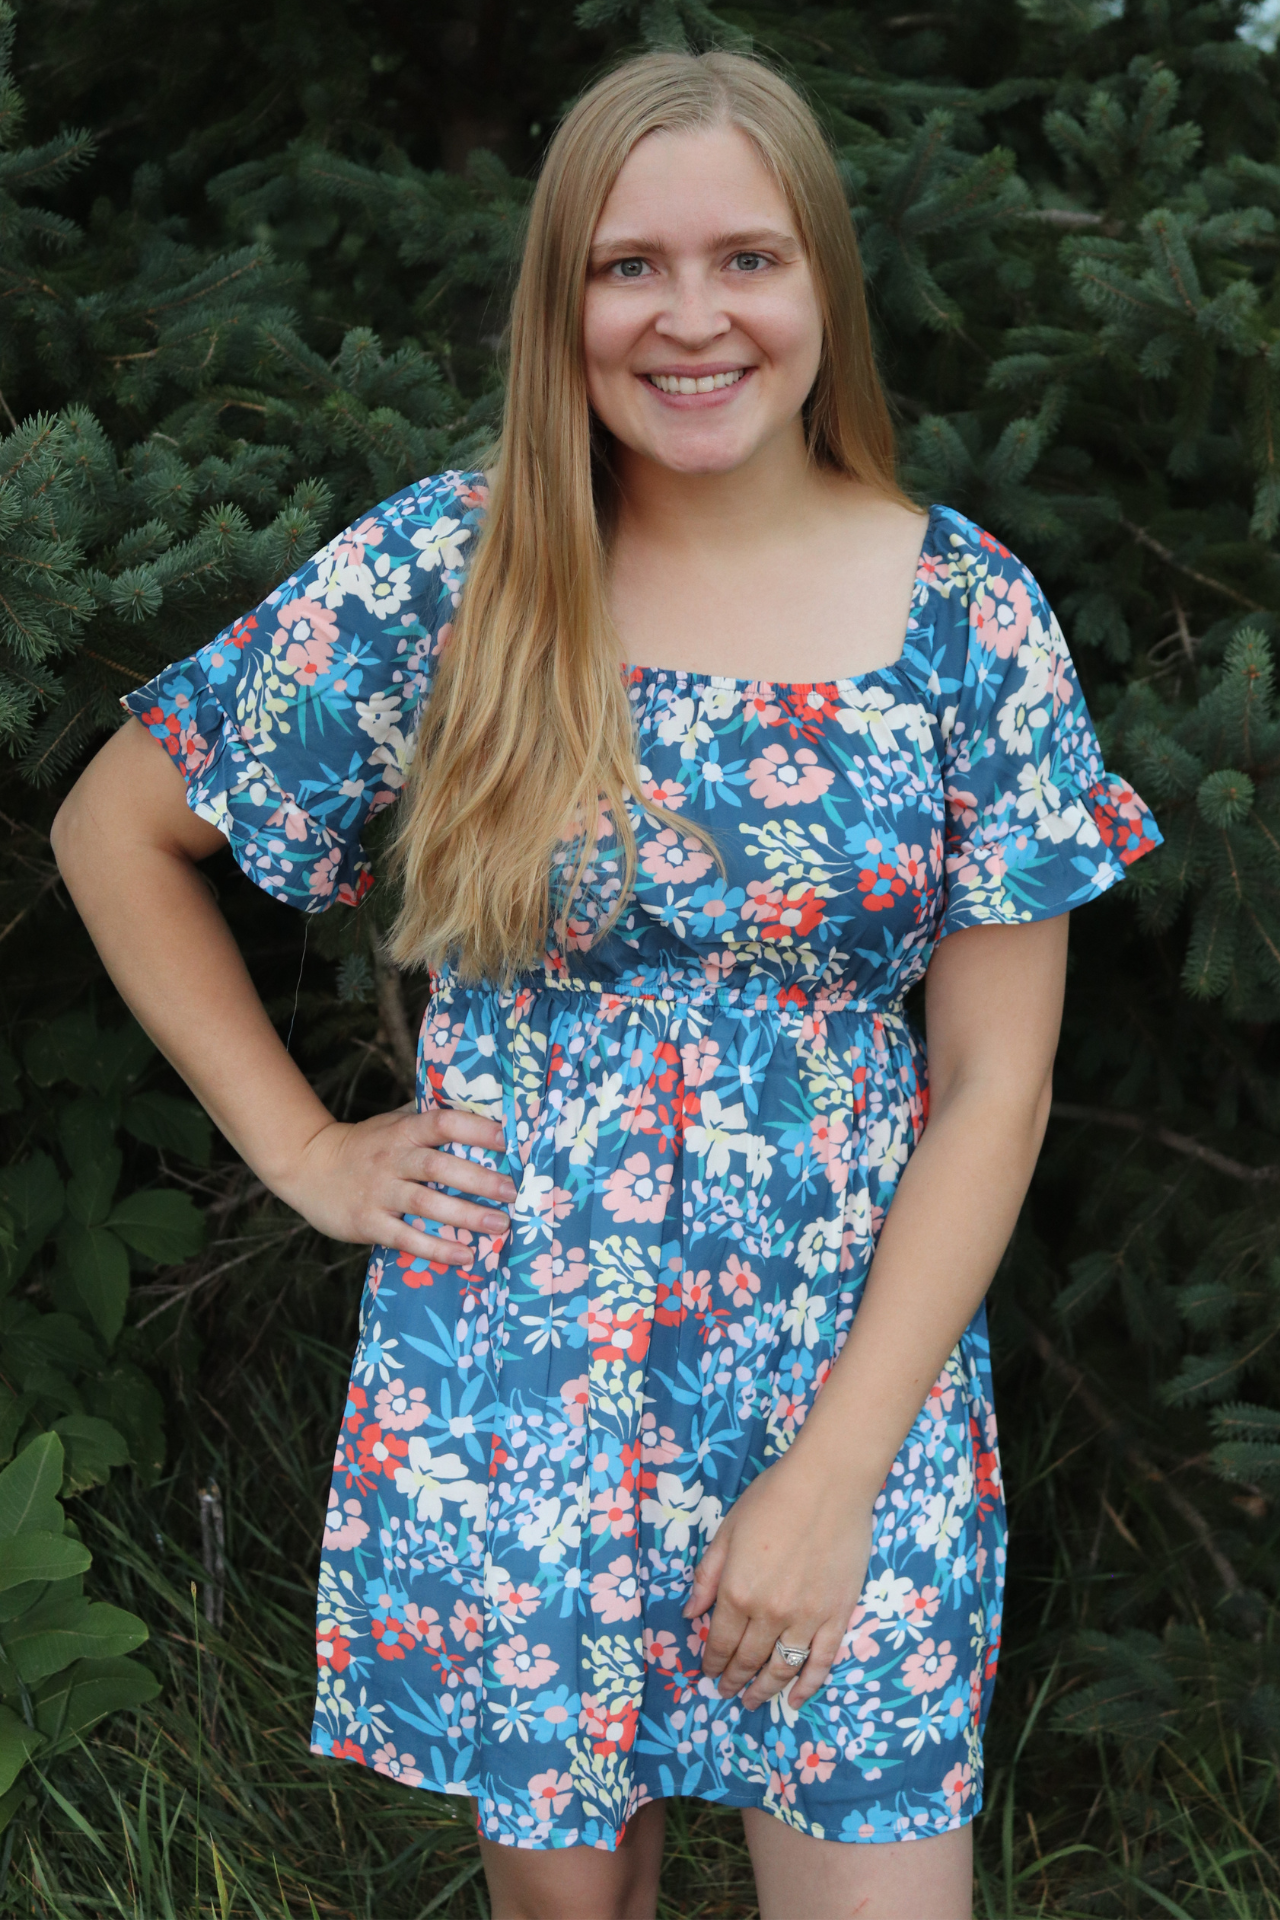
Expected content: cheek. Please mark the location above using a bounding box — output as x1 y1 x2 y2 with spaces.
582 292 641 413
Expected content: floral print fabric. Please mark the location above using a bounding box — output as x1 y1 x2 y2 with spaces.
124 471 1160 1849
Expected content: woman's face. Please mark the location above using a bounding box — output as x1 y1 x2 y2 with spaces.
583 123 824 479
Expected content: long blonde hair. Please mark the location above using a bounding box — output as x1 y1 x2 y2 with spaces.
390 49 906 984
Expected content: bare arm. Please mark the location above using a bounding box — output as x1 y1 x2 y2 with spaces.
688 914 1069 1707
51 720 517 1258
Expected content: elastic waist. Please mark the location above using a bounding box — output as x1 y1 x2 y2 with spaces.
442 969 906 1020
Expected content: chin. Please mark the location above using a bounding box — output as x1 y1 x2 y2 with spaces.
646 433 761 477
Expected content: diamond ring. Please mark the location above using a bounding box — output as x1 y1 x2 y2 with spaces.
774 1637 810 1669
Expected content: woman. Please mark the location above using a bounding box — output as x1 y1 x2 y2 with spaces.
52 49 1160 1920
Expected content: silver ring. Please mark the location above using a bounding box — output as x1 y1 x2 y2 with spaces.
774 1637 810 1669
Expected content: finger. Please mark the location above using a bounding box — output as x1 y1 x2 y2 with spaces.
741 1625 819 1711
683 1533 727 1620
374 1218 482 1267
394 1183 511 1240
406 1148 517 1204
714 1619 778 1698
786 1619 846 1710
407 1109 508 1155
700 1592 746 1680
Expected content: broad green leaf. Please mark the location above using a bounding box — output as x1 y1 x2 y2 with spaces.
34 1654 160 1745
25 1014 153 1098
87 1363 165 1486
0 1531 91 1592
6 1595 148 1684
0 1388 34 1466
107 1188 204 1264
0 1154 65 1289
0 1433 64 1539
58 1096 119 1176
24 1013 102 1091
53 1414 130 1494
0 1705 44 1798
1 1309 102 1380
122 1091 212 1165
62 1221 130 1346
65 1149 122 1228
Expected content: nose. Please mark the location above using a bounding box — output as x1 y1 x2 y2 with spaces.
652 265 732 351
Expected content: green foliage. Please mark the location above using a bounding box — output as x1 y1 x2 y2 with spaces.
0 1431 159 1836
0 1008 207 1830
1 0 1279 1907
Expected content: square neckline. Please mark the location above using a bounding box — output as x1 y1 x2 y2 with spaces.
620 501 941 693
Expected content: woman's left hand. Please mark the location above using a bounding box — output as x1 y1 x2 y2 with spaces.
683 1452 875 1711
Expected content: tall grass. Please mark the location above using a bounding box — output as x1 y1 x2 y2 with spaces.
5 1221 1277 1919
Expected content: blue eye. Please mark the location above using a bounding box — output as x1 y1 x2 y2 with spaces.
614 258 648 278
732 252 767 271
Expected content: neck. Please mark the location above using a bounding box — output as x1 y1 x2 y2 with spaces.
606 417 827 554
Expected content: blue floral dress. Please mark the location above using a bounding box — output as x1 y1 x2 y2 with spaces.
124 470 1160 1850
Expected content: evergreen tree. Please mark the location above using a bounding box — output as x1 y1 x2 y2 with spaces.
2 0 1279 1907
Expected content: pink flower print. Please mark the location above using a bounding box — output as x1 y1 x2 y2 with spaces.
560 1374 589 1426
420 1011 462 1065
528 1768 574 1818
370 1743 423 1786
643 1628 681 1671
895 842 928 890
265 798 311 843
373 1379 431 1431
640 1420 681 1465
844 1605 881 1662
276 596 338 683
747 743 836 810
590 1555 642 1622
680 1269 713 1314
719 1255 760 1309
618 1080 659 1138
590 1484 636 1541
743 682 784 727
971 572 1033 658
450 1599 484 1650
905 1585 941 1628
767 1770 797 1809
643 777 686 811
307 847 342 900
679 1036 721 1088
924 1377 956 1421
601 1150 673 1224
901 1637 956 1696
323 1490 369 1552
741 879 787 925
797 1740 837 1783
809 1112 850 1191
403 1604 443 1649
332 516 385 568
686 1612 710 1660
942 1761 974 1815
530 1242 588 1296
492 1636 559 1689
640 827 714 886
496 1581 542 1624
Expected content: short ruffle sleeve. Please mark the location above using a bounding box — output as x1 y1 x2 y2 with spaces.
121 470 488 911
931 508 1161 937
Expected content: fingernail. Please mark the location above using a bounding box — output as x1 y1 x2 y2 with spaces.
484 1213 509 1232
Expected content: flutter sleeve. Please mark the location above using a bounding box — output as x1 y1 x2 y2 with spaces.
931 508 1161 937
121 469 487 911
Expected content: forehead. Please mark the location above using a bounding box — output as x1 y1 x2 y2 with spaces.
592 123 797 243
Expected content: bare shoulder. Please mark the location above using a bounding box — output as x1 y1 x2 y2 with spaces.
821 473 929 551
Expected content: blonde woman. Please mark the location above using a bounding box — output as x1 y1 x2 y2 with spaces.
53 50 1160 1920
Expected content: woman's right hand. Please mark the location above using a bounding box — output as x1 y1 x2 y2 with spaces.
277 1107 517 1265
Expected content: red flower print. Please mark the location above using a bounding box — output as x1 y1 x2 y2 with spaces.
316 1622 351 1673
372 1615 412 1660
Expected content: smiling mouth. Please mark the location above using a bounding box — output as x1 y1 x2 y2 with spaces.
645 369 749 395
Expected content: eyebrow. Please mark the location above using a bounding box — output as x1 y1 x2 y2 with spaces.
589 227 801 260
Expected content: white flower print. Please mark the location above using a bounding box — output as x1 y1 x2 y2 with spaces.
782 1280 829 1346
394 1437 482 1523
410 515 472 572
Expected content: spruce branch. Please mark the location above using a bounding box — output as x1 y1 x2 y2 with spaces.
1050 1101 1280 1185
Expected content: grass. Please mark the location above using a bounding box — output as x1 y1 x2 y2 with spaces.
4 1230 1278 1919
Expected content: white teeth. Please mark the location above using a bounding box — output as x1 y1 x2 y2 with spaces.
648 369 746 394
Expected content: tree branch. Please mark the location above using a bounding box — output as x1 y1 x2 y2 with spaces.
1050 1101 1280 1186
